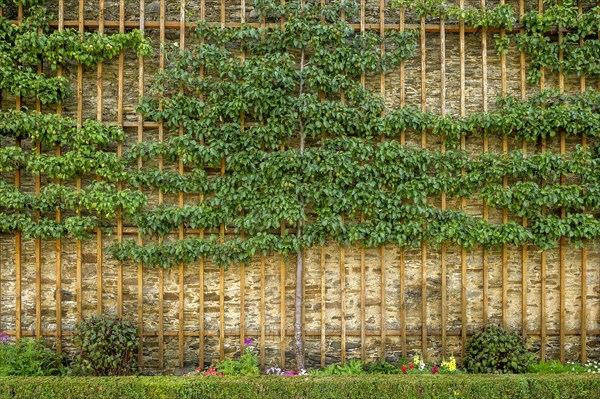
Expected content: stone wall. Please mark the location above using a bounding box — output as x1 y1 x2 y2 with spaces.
0 0 598 372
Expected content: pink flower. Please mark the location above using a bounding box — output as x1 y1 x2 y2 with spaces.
283 371 298 376
244 337 254 347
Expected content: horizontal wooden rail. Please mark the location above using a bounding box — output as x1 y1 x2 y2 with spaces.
6 329 599 338
42 19 520 33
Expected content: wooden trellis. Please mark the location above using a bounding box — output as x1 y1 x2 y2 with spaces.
0 0 598 371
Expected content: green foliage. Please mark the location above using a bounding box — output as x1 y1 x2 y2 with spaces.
393 0 516 29
361 360 400 374
215 348 259 376
113 0 600 269
393 0 599 85
464 326 534 374
528 360 600 374
1 375 600 399
1 0 599 272
0 338 62 376
0 1 151 244
310 359 365 375
517 1 600 83
71 314 139 376
0 5 151 104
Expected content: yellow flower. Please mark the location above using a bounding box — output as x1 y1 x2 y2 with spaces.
441 355 457 372
413 354 420 365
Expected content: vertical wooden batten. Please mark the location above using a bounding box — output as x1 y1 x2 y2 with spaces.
178 0 186 369
538 0 546 362
157 0 166 370
579 0 587 364
137 0 146 368
116 0 125 320
379 0 386 362
481 0 489 328
420 8 427 360
76 0 84 324
34 27 42 341
557 5 566 363
398 5 406 358
218 0 226 363
439 8 447 358
519 0 528 342
459 0 467 356
14 3 22 343
96 0 105 315
499 0 508 330
55 0 65 352
198 0 206 369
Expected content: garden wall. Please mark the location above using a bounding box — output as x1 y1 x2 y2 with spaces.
0 0 598 372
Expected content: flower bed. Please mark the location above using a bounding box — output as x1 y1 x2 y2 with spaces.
0 375 599 399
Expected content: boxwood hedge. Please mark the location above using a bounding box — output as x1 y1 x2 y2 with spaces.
0 375 599 399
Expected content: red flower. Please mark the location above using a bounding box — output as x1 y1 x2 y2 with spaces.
409 364 414 370
401 365 407 374
432 365 439 374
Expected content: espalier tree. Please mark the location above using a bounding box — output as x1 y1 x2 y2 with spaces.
111 0 600 369
117 0 417 369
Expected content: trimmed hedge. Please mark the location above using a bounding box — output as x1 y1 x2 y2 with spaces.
0 375 599 399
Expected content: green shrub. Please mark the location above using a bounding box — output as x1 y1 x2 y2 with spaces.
362 360 401 374
215 346 259 376
0 338 62 376
72 314 139 376
464 325 534 374
0 375 600 399
310 359 365 375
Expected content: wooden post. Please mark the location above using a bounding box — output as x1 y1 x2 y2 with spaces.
538 0 546 362
14 3 23 343
35 36 42 340
137 0 146 368
116 0 125 320
579 0 588 364
459 0 467 356
420 10 427 360
198 0 206 369
55 0 64 352
500 0 508 330
557 6 566 363
260 255 266 368
157 0 166 370
320 246 326 368
76 0 84 324
178 0 186 368
96 0 105 315
481 0 489 328
399 5 406 358
379 0 386 362
439 9 447 358
519 0 528 342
